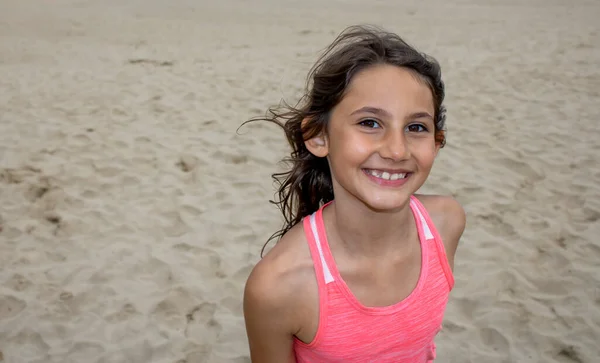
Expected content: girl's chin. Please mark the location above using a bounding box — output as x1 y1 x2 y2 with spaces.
357 193 414 212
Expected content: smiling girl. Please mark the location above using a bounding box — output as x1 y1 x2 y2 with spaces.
242 25 466 363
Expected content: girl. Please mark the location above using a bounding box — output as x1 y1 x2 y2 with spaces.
242 25 466 363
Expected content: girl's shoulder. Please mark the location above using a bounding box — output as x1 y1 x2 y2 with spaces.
243 221 318 334
413 193 465 219
413 194 466 267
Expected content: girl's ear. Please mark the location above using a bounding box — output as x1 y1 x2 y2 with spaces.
305 134 329 157
302 117 329 158
434 130 445 156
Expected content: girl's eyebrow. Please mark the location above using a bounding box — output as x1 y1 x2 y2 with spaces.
350 106 392 117
350 106 433 120
410 111 434 120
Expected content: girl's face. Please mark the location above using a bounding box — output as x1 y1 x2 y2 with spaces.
306 64 440 211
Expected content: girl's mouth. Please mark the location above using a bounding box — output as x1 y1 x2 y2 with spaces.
362 169 412 186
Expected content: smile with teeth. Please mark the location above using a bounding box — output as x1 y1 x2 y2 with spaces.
365 169 409 181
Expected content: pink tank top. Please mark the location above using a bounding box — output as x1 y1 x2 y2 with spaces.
293 196 454 362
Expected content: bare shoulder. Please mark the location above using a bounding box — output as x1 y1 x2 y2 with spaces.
243 222 317 361
414 194 466 267
244 222 315 328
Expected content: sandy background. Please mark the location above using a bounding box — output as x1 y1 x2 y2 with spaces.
1 0 599 362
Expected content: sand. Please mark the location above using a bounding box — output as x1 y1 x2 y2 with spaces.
0 0 599 362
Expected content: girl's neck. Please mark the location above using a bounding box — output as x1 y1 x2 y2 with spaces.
323 195 417 258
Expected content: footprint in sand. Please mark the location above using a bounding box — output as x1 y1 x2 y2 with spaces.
0 166 41 185
440 320 467 334
210 150 249 166
493 156 544 182
0 295 27 320
70 132 92 147
534 279 570 299
181 345 212 363
6 330 50 362
67 341 106 363
479 327 510 354
151 287 202 330
5 274 33 292
476 212 517 237
105 303 140 323
453 297 480 321
172 243 223 275
159 210 192 237
184 302 222 344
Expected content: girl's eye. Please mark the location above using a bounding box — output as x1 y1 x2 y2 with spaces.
359 119 381 129
406 124 428 133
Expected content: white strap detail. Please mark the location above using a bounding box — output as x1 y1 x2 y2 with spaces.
309 213 335 284
411 199 434 240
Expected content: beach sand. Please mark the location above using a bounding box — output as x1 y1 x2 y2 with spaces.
1 0 599 362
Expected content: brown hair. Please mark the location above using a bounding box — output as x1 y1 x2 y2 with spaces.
241 25 447 256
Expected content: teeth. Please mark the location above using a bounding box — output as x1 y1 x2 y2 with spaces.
369 170 382 177
368 170 407 180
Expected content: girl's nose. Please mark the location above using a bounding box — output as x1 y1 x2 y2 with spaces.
379 131 411 161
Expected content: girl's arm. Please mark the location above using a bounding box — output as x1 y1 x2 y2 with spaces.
243 260 298 363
